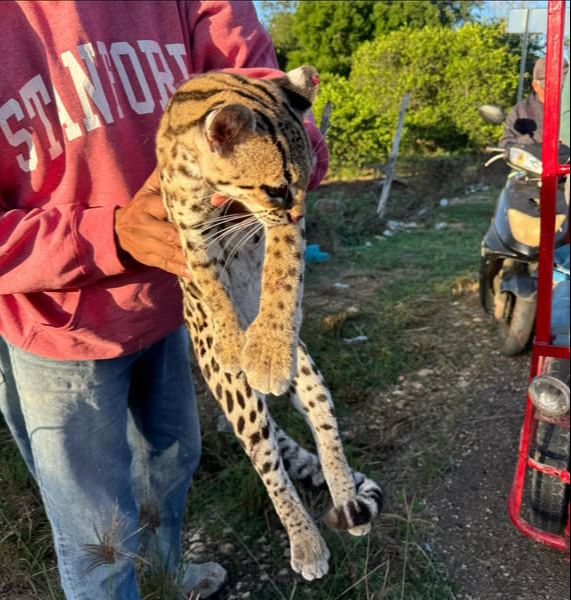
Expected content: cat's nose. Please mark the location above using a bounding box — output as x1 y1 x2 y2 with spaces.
287 207 305 224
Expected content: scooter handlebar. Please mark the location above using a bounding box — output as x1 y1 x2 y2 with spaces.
484 146 507 154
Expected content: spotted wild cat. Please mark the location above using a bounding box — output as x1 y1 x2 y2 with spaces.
155 66 382 581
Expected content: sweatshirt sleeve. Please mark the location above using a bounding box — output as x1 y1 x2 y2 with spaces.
186 0 329 190
500 105 519 148
0 200 127 295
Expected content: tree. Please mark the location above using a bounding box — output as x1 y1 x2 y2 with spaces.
263 1 482 76
286 1 378 76
312 23 519 171
258 1 299 68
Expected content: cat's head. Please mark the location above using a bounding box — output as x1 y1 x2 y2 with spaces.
188 66 320 227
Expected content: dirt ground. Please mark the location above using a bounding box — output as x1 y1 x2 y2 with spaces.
424 295 570 600
188 285 570 600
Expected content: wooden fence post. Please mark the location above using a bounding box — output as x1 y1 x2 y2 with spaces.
377 92 410 219
320 100 332 135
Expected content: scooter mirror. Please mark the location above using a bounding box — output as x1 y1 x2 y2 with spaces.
478 104 506 125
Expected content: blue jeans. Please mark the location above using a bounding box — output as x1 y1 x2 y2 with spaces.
0 328 201 600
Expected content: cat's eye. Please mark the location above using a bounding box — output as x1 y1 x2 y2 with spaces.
262 185 289 201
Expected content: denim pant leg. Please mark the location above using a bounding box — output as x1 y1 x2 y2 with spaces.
0 337 36 480
2 341 142 600
127 327 201 572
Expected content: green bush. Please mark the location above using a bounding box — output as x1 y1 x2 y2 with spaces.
313 74 392 175
313 23 519 173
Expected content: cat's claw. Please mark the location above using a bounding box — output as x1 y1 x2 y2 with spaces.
241 321 296 396
348 524 371 537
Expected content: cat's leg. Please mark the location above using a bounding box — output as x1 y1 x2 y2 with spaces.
272 420 382 530
241 223 305 396
196 348 330 580
288 343 383 536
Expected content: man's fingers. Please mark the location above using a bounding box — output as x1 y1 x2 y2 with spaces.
153 220 179 244
120 217 181 249
132 237 190 277
127 232 183 263
114 168 196 278
139 191 169 220
144 253 192 278
143 169 161 193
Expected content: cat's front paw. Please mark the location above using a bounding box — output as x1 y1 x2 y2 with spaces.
213 322 246 374
241 320 297 396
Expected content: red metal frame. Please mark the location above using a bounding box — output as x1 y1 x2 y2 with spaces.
508 0 571 552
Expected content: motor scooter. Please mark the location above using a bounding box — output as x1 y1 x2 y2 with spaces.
478 104 569 355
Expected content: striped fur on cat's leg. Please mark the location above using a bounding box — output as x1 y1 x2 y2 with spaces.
287 344 383 536
241 222 306 397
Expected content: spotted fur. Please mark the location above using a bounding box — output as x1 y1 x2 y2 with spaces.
156 66 382 581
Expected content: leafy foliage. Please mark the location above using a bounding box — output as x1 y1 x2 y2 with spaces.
264 0 482 76
313 74 391 174
258 1 299 69
313 23 519 171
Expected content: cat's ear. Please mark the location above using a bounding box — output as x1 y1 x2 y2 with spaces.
205 104 256 155
274 65 320 117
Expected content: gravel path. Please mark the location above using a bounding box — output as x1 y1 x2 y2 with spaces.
428 337 570 600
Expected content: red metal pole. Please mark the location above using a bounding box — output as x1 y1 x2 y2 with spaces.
535 0 567 346
508 0 570 553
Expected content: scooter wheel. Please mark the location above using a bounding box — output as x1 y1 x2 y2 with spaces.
498 294 535 356
529 359 570 535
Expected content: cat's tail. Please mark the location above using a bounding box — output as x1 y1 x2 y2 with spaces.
323 472 384 536
275 425 326 489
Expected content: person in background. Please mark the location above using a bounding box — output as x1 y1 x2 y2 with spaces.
561 66 570 205
500 56 569 147
0 2 328 599
560 65 570 147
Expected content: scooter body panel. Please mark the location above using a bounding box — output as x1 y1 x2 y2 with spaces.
483 178 568 263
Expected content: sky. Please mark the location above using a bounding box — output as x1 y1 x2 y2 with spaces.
253 0 554 26
252 0 568 56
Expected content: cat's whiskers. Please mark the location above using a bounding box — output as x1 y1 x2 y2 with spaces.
194 192 216 202
201 213 253 230
222 222 265 273
192 213 253 234
211 218 259 254
213 196 235 216
203 217 258 250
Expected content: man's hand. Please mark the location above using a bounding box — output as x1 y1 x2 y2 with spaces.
114 170 229 278
114 170 191 277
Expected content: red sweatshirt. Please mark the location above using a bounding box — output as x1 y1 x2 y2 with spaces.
0 1 328 360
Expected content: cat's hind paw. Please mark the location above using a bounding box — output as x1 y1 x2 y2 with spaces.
290 530 330 581
324 477 383 536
